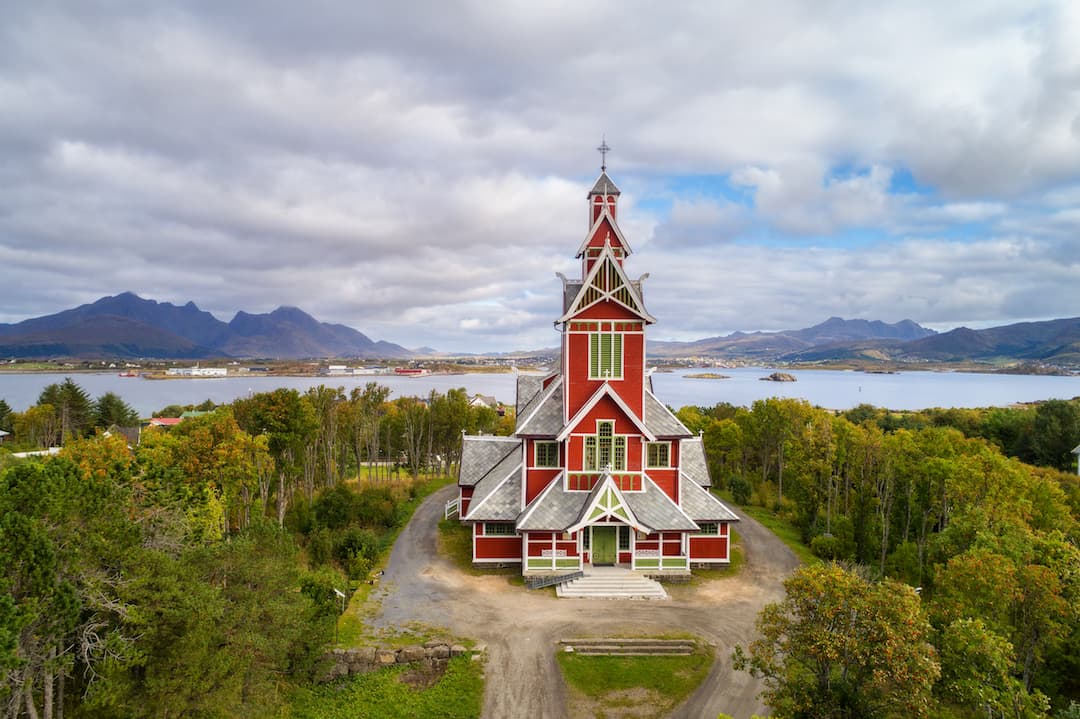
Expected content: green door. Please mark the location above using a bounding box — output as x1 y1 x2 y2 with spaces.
592 526 617 565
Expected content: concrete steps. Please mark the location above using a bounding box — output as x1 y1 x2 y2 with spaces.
555 567 668 600
559 638 695 655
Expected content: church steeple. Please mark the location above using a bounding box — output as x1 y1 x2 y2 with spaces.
588 138 621 225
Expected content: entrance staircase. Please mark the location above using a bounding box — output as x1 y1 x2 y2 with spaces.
554 566 668 600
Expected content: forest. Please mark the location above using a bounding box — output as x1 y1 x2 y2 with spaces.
684 398 1080 718
0 380 503 718
1 382 1078 717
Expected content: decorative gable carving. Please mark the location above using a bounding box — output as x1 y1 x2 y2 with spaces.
560 244 654 323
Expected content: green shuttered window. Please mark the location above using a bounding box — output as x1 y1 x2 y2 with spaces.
589 332 623 379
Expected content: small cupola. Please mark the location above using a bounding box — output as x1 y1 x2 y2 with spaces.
588 139 621 225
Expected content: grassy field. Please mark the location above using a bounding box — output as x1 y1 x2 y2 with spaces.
556 641 713 719
288 655 483 719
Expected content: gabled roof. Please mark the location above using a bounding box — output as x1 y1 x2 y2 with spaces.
556 383 655 442
515 473 586 530
679 475 739 522
643 390 692 438
588 171 621 197
464 461 522 522
515 374 545 418
626 475 699 531
567 473 649 534
516 377 563 436
679 437 710 487
1073 444 1080 454
458 436 519 487
560 244 653 323
575 209 633 258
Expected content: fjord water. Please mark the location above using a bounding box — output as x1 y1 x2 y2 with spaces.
2 367 1079 416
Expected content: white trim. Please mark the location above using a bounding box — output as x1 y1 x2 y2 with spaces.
644 388 693 437
566 473 650 535
559 242 654 324
472 557 523 564
575 204 633 258
556 383 655 442
515 470 565 528
641 472 700 530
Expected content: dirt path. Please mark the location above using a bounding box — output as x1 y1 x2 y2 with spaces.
371 485 799 719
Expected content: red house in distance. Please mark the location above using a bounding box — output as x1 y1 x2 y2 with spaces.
457 158 738 577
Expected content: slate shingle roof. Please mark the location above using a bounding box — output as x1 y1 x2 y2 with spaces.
625 476 699 531
589 171 621 196
679 437 710 487
679 475 739 522
515 474 587 530
644 391 692 438
516 378 563 436
465 466 522 521
458 436 518 487
515 374 544 419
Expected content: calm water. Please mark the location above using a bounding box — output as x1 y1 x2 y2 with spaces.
2 368 1079 416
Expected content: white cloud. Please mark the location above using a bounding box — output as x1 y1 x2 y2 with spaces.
1 1 1078 352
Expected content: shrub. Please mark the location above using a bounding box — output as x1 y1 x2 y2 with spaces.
730 474 752 504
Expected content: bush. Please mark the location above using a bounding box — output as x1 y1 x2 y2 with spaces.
730 474 752 505
334 527 379 580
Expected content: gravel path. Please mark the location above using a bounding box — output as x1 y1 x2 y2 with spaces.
370 484 799 719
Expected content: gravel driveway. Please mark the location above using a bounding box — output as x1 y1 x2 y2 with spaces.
371 485 799 719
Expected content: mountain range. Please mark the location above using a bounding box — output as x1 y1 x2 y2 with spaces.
2 294 1079 367
0 293 411 359
651 316 1080 367
649 317 937 360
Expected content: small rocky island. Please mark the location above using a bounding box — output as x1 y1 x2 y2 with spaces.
685 372 731 380
760 372 797 382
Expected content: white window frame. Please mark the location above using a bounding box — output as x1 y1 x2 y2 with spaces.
588 332 623 380
483 522 516 536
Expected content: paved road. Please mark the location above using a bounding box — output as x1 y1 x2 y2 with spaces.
371 484 799 718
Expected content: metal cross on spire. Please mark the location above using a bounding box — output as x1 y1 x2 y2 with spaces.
597 137 611 171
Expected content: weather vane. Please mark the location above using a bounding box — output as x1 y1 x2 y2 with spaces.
597 136 611 171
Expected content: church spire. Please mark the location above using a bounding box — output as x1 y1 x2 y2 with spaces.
587 137 621 225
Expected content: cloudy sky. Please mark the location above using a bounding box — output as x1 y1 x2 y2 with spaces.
2 1 1078 353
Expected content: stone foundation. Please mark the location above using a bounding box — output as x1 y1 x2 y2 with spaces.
318 640 478 682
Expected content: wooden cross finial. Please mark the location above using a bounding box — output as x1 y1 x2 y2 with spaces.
597 136 611 171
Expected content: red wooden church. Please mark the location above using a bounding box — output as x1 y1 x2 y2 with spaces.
457 161 738 575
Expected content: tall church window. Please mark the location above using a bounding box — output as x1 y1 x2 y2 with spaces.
589 332 623 379
583 420 626 471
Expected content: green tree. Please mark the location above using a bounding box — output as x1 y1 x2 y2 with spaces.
1031 400 1080 471
233 389 317 526
937 618 1049 718
733 563 940 719
37 378 94 444
93 391 139 428
0 398 12 433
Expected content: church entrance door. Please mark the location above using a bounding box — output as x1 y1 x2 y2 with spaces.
592 526 617 565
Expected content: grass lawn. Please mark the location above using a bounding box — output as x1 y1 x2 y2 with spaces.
288 655 483 719
556 642 713 719
713 490 819 566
